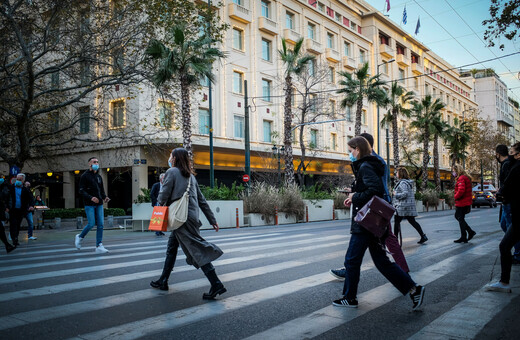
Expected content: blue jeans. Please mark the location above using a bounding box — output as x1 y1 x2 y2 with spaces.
501 204 520 257
343 232 415 299
80 205 104 246
25 212 34 237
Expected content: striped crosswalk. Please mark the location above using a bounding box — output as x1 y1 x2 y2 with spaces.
1 211 517 340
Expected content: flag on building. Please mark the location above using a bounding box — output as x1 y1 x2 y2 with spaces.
402 6 407 24
415 17 421 34
385 0 390 12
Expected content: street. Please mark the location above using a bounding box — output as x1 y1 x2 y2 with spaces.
1 208 519 340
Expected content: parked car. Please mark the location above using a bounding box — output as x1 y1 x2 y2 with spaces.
472 191 497 208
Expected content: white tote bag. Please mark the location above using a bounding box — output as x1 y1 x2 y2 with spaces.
168 177 191 230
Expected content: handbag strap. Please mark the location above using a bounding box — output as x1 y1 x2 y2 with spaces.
185 176 191 196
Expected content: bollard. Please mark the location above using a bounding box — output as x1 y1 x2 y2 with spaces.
332 208 335 220
305 205 309 222
55 217 61 229
274 206 278 225
107 215 114 228
236 208 239 228
76 216 83 229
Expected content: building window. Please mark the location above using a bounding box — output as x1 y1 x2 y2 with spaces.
335 13 341 22
80 63 90 86
331 133 337 151
411 53 419 64
318 2 325 12
111 47 124 75
233 0 243 6
261 0 270 18
396 44 405 55
310 93 317 112
329 67 335 83
79 106 90 134
232 28 243 50
359 50 366 64
262 79 272 101
234 115 244 138
379 33 390 45
382 61 389 74
200 75 210 87
350 21 356 31
362 109 367 125
307 22 316 40
261 38 271 61
343 41 350 56
329 99 335 113
199 108 210 134
414 77 419 90
263 120 272 142
109 99 125 128
158 101 174 128
346 106 353 122
447 114 451 125
308 59 316 76
326 32 334 49
286 11 294 29
233 71 243 94
51 72 60 89
399 68 405 82
310 129 318 148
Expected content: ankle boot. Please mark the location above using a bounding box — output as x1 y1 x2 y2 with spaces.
150 278 169 290
454 238 468 243
5 243 15 253
418 234 428 244
467 230 476 241
203 269 226 300
150 253 177 291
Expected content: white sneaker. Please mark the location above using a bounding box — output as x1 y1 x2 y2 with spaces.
485 281 512 293
95 243 109 254
28 236 37 240
75 234 83 250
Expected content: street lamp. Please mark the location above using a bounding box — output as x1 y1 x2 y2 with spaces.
376 58 395 155
272 145 285 187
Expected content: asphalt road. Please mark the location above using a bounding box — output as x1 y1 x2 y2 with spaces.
1 207 518 340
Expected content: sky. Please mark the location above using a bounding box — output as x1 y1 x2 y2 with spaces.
363 0 520 102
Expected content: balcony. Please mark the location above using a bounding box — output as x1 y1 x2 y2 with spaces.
411 62 424 74
325 48 340 62
228 2 252 23
305 39 323 54
497 112 514 127
258 16 278 35
282 29 301 44
342 56 356 69
379 43 394 58
396 54 410 67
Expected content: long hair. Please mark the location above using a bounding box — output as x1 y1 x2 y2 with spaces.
347 136 372 159
396 167 410 179
171 148 194 178
453 164 471 181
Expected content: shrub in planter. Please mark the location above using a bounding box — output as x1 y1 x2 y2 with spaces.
421 189 440 210
443 189 455 208
333 191 349 209
200 181 245 200
241 182 280 223
45 208 126 219
302 183 333 200
134 188 151 203
278 183 305 220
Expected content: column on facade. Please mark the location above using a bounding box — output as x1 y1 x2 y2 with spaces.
62 171 75 209
131 164 148 204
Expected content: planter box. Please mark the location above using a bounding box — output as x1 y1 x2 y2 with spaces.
303 199 334 222
199 200 244 230
277 212 298 225
334 209 350 220
415 200 424 213
247 213 272 227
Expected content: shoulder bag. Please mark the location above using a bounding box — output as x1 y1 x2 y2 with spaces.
167 176 191 230
354 195 396 238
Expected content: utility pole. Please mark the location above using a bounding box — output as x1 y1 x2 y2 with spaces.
207 0 214 188
244 80 250 185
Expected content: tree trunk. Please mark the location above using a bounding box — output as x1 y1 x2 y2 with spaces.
298 124 306 188
283 75 294 184
354 97 363 136
422 130 430 190
180 76 192 162
433 133 441 191
392 109 399 178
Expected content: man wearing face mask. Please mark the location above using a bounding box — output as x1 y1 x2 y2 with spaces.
7 173 34 246
75 157 110 253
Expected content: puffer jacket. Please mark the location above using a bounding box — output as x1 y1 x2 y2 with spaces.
454 175 472 207
350 155 385 234
393 179 418 217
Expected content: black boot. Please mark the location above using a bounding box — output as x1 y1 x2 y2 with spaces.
5 243 15 253
418 234 428 244
203 269 226 300
150 252 177 291
467 230 476 241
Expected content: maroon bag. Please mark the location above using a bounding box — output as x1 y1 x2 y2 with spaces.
354 196 396 238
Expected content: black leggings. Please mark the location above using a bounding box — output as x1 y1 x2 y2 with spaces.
394 215 425 237
455 206 473 240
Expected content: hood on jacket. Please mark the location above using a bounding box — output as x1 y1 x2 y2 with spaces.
352 155 385 177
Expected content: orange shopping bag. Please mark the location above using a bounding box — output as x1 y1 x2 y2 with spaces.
148 206 169 232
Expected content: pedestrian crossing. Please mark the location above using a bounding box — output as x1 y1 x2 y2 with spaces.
1 214 517 340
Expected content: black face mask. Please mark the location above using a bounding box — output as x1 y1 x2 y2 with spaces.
496 155 501 163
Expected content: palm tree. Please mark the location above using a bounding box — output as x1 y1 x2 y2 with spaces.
430 116 449 191
337 62 386 136
445 119 473 168
410 95 445 190
279 38 315 183
145 24 225 158
381 81 414 177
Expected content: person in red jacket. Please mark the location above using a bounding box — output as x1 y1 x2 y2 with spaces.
453 164 476 243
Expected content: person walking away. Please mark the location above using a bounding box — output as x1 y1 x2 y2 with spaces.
23 181 37 240
150 173 166 236
150 148 226 300
7 173 34 246
495 145 519 263
0 175 15 253
452 164 476 243
393 167 427 244
330 133 410 279
486 142 520 292
332 136 424 310
75 157 110 253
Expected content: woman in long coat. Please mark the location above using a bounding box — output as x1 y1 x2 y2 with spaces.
393 167 427 244
150 148 226 300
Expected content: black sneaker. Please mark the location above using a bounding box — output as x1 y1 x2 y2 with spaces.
332 297 358 308
410 285 425 311
329 268 346 281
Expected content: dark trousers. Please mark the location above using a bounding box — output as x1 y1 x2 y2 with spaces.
0 221 9 247
500 210 520 284
343 232 415 299
9 209 23 243
394 215 425 237
455 206 473 240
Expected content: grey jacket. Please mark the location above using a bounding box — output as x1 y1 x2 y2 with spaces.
393 179 418 217
158 167 217 225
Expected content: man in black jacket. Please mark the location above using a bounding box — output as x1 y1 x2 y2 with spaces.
75 157 110 253
150 173 166 236
7 173 34 246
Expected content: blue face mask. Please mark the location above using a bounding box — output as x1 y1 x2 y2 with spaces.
349 152 357 162
0 178 4 185
168 160 172 168
15 180 23 187
92 164 99 171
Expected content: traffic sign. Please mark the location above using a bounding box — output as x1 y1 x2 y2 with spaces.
242 174 250 182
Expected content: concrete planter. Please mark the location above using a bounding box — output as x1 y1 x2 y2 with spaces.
199 200 244 230
415 200 424 213
247 213 272 227
334 209 350 220
303 199 334 222
277 212 298 225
